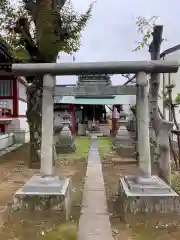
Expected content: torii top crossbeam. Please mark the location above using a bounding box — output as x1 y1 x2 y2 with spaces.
0 60 179 76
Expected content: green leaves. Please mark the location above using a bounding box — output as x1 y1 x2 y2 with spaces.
130 104 136 115
0 0 93 62
162 83 180 108
175 93 180 105
133 16 159 52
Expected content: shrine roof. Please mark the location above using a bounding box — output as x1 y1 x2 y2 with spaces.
57 95 136 105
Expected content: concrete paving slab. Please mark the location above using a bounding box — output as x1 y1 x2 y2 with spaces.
78 214 113 240
78 137 113 240
81 190 108 214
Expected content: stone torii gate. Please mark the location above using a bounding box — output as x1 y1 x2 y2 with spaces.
2 60 179 217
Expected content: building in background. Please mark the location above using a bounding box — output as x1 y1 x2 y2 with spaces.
0 76 29 140
54 74 136 136
0 38 29 150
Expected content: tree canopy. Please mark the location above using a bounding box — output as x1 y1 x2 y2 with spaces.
0 0 93 62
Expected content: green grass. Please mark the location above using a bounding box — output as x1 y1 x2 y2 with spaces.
131 226 178 240
57 136 91 161
73 136 90 159
98 137 112 158
41 223 77 240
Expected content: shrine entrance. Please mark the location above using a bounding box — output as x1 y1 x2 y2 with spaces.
1 59 179 225
54 73 136 136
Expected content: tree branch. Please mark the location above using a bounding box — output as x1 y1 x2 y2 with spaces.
13 17 44 62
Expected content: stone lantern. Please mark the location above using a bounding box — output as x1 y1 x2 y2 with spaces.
55 111 76 154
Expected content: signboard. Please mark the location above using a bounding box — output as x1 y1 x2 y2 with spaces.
0 101 8 108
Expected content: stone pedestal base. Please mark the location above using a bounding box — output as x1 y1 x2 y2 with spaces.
56 144 76 154
13 175 71 220
78 124 87 136
114 138 133 148
99 124 110 136
55 126 76 154
118 175 180 224
114 144 135 158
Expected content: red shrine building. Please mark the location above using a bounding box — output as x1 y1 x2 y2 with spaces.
0 39 29 150
0 76 29 143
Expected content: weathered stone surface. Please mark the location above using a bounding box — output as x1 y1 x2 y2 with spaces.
115 125 133 147
123 175 173 194
78 214 113 240
78 124 87 136
156 121 173 184
113 125 135 157
62 110 71 128
118 120 128 128
81 190 108 214
78 137 113 240
118 176 180 224
99 124 110 136
13 175 72 220
56 126 76 154
114 144 135 158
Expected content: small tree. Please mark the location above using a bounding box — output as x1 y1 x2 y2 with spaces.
134 16 177 183
129 104 136 116
163 84 180 168
0 0 93 168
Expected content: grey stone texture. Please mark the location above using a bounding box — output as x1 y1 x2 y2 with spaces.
56 125 76 154
78 137 113 240
114 125 135 157
13 175 71 220
118 175 180 224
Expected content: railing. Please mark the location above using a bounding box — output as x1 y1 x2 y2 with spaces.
0 108 12 117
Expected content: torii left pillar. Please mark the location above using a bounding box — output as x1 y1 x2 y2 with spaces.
14 74 71 219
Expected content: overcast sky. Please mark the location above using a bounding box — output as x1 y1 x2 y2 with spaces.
57 0 180 85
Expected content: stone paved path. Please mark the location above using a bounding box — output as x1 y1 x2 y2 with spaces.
78 136 113 240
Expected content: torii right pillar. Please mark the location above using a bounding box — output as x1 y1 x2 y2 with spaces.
118 72 179 224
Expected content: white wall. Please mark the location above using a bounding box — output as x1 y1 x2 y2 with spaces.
7 117 29 132
18 100 27 115
0 133 13 150
18 82 27 101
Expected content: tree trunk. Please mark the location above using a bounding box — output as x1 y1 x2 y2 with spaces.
171 104 180 167
26 76 43 169
149 26 173 184
158 106 178 169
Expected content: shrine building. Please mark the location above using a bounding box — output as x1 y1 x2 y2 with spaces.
54 74 136 136
0 38 29 150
